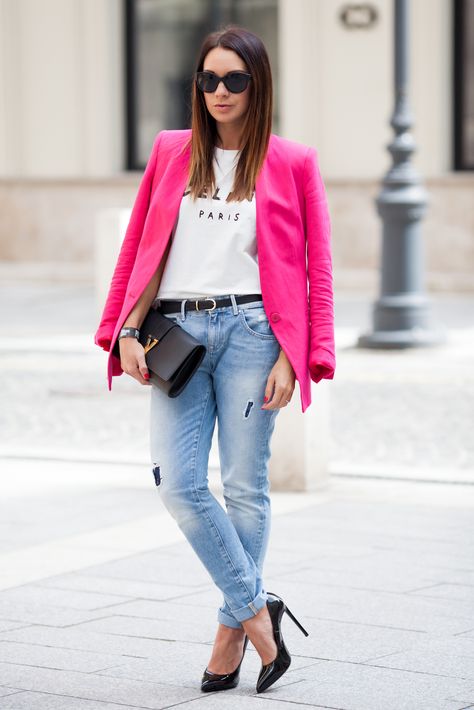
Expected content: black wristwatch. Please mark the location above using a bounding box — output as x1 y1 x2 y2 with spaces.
118 327 140 340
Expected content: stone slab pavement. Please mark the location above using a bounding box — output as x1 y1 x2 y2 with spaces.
0 468 473 710
0 281 474 708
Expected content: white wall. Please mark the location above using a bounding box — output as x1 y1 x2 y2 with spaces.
0 0 124 177
279 0 452 179
0 0 455 179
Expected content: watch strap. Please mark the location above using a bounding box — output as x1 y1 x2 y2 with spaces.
118 327 140 339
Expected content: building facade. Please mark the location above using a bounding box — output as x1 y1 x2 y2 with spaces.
0 0 472 291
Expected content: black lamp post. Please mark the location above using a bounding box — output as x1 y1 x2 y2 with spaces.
358 0 445 348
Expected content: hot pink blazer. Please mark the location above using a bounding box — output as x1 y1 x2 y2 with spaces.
94 129 335 413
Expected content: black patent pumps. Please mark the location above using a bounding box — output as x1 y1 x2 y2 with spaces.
201 634 249 692
256 591 309 693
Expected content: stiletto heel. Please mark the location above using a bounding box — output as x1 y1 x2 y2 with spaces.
256 591 310 694
201 634 249 692
283 603 309 636
266 590 309 636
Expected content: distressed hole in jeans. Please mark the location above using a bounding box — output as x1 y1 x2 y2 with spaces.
152 464 162 486
244 400 254 418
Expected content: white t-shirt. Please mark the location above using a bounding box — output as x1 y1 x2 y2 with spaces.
155 146 260 299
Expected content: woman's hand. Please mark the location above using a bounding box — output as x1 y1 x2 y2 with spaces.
261 349 295 410
119 338 151 386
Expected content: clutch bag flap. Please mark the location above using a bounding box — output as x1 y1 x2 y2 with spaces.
138 309 202 382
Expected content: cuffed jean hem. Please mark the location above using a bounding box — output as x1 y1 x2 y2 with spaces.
217 609 244 629
217 589 269 628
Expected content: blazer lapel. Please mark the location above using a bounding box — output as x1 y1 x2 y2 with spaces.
255 142 273 305
145 139 192 243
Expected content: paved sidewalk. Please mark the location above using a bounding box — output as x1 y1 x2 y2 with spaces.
0 469 474 710
0 282 473 709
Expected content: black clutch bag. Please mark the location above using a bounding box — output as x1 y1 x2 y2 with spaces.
114 307 206 397
140 308 206 397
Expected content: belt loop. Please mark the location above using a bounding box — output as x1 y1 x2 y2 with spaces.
229 293 238 316
180 299 188 321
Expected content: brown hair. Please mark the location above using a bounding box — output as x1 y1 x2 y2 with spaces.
184 25 273 202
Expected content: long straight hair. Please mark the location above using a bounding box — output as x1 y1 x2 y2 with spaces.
184 25 273 202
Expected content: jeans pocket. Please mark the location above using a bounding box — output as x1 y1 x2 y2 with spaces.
239 306 277 340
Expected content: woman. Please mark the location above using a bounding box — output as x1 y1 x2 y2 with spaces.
94 25 334 694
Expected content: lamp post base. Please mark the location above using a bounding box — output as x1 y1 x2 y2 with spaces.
358 327 446 349
358 293 446 349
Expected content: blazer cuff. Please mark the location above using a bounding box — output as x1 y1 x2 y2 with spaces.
94 329 112 352
309 349 335 383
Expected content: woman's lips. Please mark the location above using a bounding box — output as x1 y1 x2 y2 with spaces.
215 104 232 110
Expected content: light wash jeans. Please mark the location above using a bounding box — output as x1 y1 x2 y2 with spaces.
149 294 281 629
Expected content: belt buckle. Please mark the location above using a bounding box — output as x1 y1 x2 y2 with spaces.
196 296 216 312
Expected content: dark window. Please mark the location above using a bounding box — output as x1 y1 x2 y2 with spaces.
125 0 279 170
454 0 474 169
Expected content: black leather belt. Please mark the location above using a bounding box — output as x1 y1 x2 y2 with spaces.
156 293 263 314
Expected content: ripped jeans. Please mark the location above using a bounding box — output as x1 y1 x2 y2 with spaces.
149 294 281 629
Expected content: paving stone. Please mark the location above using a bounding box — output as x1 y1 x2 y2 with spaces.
0 601 116 628
0 691 149 710
94 646 317 690
36 572 213 602
270 536 474 572
99 598 229 624
0 640 130 673
79 550 212 588
264 659 474 710
360 636 474 680
340 592 474 636
0 625 199 660
71 611 217 645
0 664 201 709
298 503 474 537
459 630 474 640
331 380 474 475
0 585 130 611
446 686 474 705
268 562 443 594
0 468 161 550
272 617 423 665
0 622 30 634
251 577 474 637
169 693 331 709
0 689 23 699
166 594 430 665
164 586 238 614
424 570 474 587
408 583 474 604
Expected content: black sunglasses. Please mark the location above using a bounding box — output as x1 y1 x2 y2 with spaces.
195 70 252 94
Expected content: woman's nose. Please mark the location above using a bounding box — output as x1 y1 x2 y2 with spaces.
215 80 229 95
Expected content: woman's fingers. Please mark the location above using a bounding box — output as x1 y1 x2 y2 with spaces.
119 340 151 385
136 352 150 382
261 380 294 410
133 364 151 385
260 353 296 410
262 375 275 408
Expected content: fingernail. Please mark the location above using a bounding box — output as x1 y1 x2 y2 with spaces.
144 373 149 379
264 396 268 402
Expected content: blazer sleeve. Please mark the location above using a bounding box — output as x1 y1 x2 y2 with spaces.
303 146 336 383
93 131 163 352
